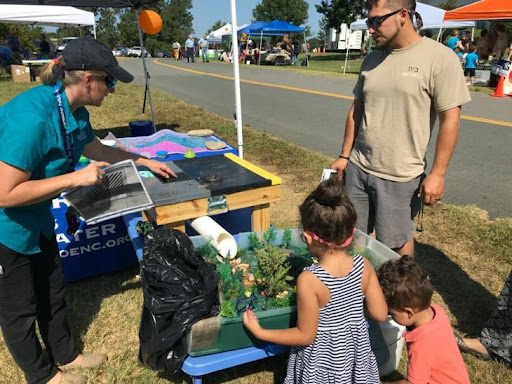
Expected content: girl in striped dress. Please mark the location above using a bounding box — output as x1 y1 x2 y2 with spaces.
243 178 388 383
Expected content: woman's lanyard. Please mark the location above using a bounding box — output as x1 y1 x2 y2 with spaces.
52 84 75 173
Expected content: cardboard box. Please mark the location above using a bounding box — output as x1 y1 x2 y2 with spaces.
11 65 30 83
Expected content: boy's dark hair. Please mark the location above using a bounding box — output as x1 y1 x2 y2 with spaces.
469 43 476 52
299 178 356 248
378 256 433 311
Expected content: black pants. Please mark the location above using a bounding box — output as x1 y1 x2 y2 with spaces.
187 47 195 62
0 235 78 384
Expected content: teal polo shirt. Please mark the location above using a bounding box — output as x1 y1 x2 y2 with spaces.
0 83 94 254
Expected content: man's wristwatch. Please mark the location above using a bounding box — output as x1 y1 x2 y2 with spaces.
338 155 350 160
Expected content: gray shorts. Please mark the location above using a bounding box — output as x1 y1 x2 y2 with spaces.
344 162 422 249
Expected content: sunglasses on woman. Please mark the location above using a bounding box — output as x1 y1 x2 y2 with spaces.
95 74 118 90
366 8 403 29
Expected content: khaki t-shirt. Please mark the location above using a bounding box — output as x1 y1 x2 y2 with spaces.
351 37 471 182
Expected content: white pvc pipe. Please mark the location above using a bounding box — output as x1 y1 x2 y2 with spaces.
230 0 244 159
191 216 237 258
135 8 156 130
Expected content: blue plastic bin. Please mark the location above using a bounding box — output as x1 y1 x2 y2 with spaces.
129 120 154 137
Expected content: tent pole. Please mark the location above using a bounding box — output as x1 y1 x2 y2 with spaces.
344 46 349 74
304 31 308 66
230 0 244 159
135 8 156 131
93 23 97 39
438 27 443 42
258 31 263 65
471 27 474 41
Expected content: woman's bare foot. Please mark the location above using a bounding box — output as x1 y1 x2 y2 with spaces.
46 371 63 384
62 354 84 368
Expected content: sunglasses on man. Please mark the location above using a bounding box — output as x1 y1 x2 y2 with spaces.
366 8 404 29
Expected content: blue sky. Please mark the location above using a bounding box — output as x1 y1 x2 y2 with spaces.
191 0 323 37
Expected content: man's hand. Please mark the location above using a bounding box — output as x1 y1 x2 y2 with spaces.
419 172 445 204
330 158 349 179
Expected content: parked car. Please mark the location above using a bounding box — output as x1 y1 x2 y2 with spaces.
154 49 171 58
56 37 78 54
127 46 150 57
112 46 128 57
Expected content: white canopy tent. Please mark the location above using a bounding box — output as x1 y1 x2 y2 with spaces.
207 23 232 44
0 4 96 37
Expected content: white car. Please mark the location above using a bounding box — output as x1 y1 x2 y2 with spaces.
56 37 78 53
127 46 150 57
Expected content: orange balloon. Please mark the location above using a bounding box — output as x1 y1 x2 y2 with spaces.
139 10 162 35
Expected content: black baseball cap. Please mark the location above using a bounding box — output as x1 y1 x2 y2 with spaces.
62 36 133 83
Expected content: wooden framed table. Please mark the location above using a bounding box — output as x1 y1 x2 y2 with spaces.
144 153 281 233
22 59 51 81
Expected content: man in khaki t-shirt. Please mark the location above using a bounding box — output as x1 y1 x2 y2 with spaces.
331 0 470 256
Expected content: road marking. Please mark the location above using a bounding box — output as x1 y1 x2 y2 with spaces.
460 115 512 128
153 59 354 100
153 59 512 127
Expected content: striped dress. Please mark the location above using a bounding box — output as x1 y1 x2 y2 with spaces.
284 255 380 384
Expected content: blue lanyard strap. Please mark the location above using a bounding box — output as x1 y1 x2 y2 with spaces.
52 84 74 173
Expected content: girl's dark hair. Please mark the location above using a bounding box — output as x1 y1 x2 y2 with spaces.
378 256 433 311
299 178 356 248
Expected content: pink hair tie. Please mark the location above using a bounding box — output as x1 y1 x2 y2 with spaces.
305 227 357 249
53 58 60 65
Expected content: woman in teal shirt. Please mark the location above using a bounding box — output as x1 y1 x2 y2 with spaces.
0 37 173 384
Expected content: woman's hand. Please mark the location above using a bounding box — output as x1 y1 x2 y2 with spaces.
242 309 262 337
136 158 177 178
71 161 111 187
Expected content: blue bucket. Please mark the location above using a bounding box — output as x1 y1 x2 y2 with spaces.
129 120 154 137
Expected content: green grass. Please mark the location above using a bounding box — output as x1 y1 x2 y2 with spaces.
0 79 510 383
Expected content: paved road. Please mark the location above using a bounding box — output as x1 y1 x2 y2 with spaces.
120 58 512 219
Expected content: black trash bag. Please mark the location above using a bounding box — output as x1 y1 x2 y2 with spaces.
138 227 220 375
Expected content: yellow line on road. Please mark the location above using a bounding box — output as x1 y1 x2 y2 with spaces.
460 115 512 128
153 59 354 100
153 59 512 128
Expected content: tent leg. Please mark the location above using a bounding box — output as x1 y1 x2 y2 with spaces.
135 8 156 132
258 31 262 65
230 0 243 159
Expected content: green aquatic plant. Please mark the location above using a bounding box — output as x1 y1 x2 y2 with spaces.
247 232 262 250
282 228 292 248
220 300 236 318
254 245 293 308
262 227 277 245
196 241 217 263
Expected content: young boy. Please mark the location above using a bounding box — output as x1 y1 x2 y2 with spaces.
464 44 479 87
378 256 470 384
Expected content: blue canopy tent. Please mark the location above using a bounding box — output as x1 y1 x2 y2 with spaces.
238 20 307 65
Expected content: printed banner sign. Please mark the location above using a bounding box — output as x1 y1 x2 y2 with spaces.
52 196 138 283
490 58 511 77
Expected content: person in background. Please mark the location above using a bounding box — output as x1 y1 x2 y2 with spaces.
330 0 470 256
379 257 471 384
491 24 509 58
243 179 388 384
172 41 181 60
198 34 209 63
37 33 51 59
464 44 479 87
446 29 464 52
0 36 174 384
476 29 490 59
0 39 13 64
5 30 21 63
455 271 512 366
185 34 195 63
292 36 300 66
